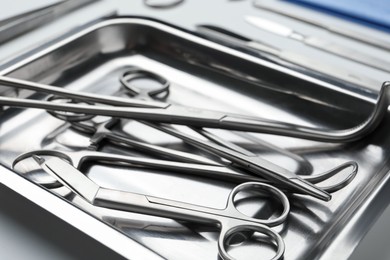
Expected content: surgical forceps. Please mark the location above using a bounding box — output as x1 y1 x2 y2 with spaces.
0 72 340 199
45 68 170 121
69 118 220 165
45 69 218 165
118 70 348 198
0 75 389 142
47 112 357 193
33 155 289 260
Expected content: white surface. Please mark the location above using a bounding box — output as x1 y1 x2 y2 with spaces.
349 204 390 260
0 0 60 20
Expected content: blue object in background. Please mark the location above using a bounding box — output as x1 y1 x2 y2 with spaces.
284 0 390 32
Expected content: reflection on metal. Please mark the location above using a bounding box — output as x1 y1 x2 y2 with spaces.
252 0 390 52
0 18 388 260
36 156 288 260
245 15 390 73
144 0 184 9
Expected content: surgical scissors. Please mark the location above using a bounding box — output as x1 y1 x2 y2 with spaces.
33 155 289 260
13 142 356 194
2 70 343 199
20 100 356 195
144 123 334 200
0 75 389 142
55 117 357 193
118 70 339 199
192 127 357 193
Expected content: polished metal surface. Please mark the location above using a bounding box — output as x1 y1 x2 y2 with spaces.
245 15 390 74
253 0 390 52
12 143 357 194
0 17 389 260
36 156 288 260
196 25 381 88
143 0 184 9
1 74 390 143
0 0 95 44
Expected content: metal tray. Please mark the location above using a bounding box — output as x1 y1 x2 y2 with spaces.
0 17 389 260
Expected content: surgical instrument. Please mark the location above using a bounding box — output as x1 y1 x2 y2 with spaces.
12 125 330 201
0 76 390 142
33 155 289 260
12 137 357 193
38 90 356 194
44 69 218 165
196 128 357 193
245 15 390 74
50 117 220 166
13 149 249 187
69 116 311 174
44 68 171 121
196 24 381 88
119 68 170 100
253 0 390 52
34 70 339 199
144 123 333 201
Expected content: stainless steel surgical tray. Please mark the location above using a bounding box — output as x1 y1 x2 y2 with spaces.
0 17 389 260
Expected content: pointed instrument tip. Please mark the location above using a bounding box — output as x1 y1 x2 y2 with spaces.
32 154 45 165
291 178 332 201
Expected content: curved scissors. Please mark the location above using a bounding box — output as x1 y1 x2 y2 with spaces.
33 155 288 260
143 123 354 200
0 75 389 143
67 119 357 193
117 70 335 200
13 146 356 194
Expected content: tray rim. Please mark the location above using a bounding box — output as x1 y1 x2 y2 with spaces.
0 16 389 260
0 16 379 103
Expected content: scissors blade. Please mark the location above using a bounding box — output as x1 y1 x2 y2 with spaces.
33 155 99 203
147 123 331 201
32 155 221 224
